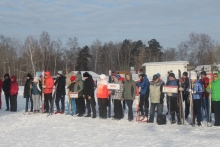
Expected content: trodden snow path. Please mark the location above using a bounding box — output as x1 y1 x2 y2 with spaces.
0 87 220 147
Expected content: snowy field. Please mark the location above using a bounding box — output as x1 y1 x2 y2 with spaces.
1 87 220 147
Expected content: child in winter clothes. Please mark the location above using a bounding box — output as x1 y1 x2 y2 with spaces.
187 71 203 126
112 75 123 120
9 76 19 112
67 76 77 115
96 74 110 119
31 77 42 112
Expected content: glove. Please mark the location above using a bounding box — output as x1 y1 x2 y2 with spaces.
207 89 212 93
167 93 172 97
179 87 184 92
42 85 46 88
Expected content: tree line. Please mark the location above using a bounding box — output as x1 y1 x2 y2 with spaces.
0 31 219 84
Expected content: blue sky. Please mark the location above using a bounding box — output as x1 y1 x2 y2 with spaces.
0 0 220 48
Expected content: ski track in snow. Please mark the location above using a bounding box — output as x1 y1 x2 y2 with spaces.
0 87 220 147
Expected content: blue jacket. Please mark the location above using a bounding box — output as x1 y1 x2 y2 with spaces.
187 80 203 100
137 75 149 95
166 79 179 97
32 83 41 95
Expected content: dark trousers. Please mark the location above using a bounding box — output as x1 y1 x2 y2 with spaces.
45 93 52 112
10 95 17 112
5 94 11 110
123 100 126 110
149 103 163 122
126 100 134 120
113 99 123 119
170 96 180 121
98 98 108 118
183 93 189 118
25 96 33 111
55 96 65 111
78 97 85 115
193 99 201 125
75 99 78 113
167 96 170 113
212 101 220 125
139 94 149 117
86 98 96 117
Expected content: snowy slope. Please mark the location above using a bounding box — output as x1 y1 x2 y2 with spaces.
0 87 220 147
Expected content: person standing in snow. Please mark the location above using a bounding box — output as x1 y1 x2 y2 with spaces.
83 72 96 118
43 71 54 113
54 71 66 114
199 71 210 122
148 74 165 123
136 72 150 120
9 76 19 112
67 76 77 115
31 77 42 112
166 73 181 124
24 73 33 112
3 73 11 111
0 78 3 109
187 71 203 126
181 72 190 120
166 70 172 115
96 74 110 119
206 73 220 126
122 73 136 121
74 74 85 117
111 74 124 120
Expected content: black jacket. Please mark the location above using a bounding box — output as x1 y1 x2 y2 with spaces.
3 78 11 96
55 75 66 97
182 77 189 95
83 75 94 98
24 78 33 98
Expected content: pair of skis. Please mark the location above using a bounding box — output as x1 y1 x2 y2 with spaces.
178 70 185 125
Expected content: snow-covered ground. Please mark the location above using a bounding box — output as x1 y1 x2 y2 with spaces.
1 87 220 147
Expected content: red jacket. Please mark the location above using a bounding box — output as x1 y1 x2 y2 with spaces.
0 79 3 93
96 83 110 98
44 71 54 94
200 77 209 98
10 76 19 96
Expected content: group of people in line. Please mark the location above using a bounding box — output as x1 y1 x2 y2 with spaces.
1 69 220 127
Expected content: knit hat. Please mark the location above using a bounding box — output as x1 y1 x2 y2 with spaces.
157 73 161 77
200 71 207 76
183 72 188 76
100 74 106 80
83 72 90 77
70 76 76 82
153 74 159 81
33 77 38 82
169 73 175 78
114 74 121 80
57 71 63 75
26 73 32 78
190 71 197 79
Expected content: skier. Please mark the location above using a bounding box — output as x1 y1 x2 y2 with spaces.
96 74 110 119
9 76 19 112
54 71 66 114
166 70 173 115
181 72 190 120
206 73 220 126
67 76 76 115
111 74 124 120
24 73 33 112
122 73 136 121
148 74 165 123
3 73 11 111
31 77 42 113
0 78 2 109
43 71 54 113
83 72 96 118
74 74 85 117
166 73 181 124
136 72 150 121
187 71 203 126
199 71 210 122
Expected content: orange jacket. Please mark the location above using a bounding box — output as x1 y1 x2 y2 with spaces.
44 71 54 94
96 83 110 98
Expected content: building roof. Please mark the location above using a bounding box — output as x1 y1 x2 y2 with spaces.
142 61 189 66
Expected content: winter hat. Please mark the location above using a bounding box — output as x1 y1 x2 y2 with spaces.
169 73 175 78
83 72 90 77
200 71 207 76
114 74 121 80
190 71 197 79
183 72 188 76
157 73 161 77
26 73 32 78
11 75 17 81
153 74 159 81
4 73 10 79
57 71 63 75
100 74 106 80
70 76 76 82
33 77 38 82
